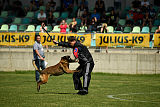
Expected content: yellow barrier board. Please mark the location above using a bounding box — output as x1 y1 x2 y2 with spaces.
96 34 150 47
154 34 160 47
0 32 35 46
39 33 91 46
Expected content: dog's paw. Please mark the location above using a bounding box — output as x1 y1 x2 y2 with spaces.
37 84 40 92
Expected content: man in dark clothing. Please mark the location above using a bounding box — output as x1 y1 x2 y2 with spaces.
53 36 94 95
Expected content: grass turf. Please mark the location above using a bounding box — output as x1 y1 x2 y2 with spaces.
0 71 160 107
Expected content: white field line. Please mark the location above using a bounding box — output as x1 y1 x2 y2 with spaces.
107 92 160 103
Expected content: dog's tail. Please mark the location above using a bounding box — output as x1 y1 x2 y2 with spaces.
32 60 41 73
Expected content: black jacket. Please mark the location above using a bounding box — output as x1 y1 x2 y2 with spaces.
58 41 94 65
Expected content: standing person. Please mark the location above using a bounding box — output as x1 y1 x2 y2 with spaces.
40 22 49 52
155 26 160 53
33 35 46 82
53 36 94 95
101 23 108 53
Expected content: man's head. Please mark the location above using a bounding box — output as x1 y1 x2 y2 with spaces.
40 9 44 15
36 35 41 43
73 17 76 21
68 36 76 47
41 22 45 27
61 20 65 25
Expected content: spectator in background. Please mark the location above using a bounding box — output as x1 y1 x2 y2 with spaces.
109 10 118 26
37 9 47 24
91 9 100 21
95 0 105 14
40 22 49 52
48 11 55 25
38 0 44 7
101 23 108 33
30 0 39 8
148 5 156 19
40 22 47 32
100 11 108 24
49 0 56 9
81 10 88 26
13 0 25 17
126 10 134 26
141 0 150 12
59 20 68 52
46 0 56 12
114 0 121 10
63 0 73 12
29 0 38 11
141 0 150 8
132 0 141 9
88 17 97 32
155 26 160 33
77 4 85 18
60 19 68 33
80 0 88 11
142 12 152 27
101 23 108 53
69 17 77 33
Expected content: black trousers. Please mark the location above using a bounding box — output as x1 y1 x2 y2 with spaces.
73 62 94 91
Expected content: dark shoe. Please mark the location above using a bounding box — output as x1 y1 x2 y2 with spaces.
77 89 88 95
81 89 88 95
77 90 83 95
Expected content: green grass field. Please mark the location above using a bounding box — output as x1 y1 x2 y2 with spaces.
0 71 160 107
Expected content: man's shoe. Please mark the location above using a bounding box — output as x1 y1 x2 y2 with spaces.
77 89 88 95
81 89 88 95
77 90 83 95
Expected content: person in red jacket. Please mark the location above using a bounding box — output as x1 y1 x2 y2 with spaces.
60 19 68 33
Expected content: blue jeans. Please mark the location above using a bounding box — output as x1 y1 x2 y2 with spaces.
35 59 45 82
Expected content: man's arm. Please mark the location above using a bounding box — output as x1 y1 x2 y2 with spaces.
33 44 44 60
35 50 44 60
53 40 72 48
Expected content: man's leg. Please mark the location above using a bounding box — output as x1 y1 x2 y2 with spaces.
82 63 94 94
40 60 46 70
73 66 83 90
35 59 40 82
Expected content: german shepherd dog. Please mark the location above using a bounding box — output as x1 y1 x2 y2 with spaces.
32 56 79 92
